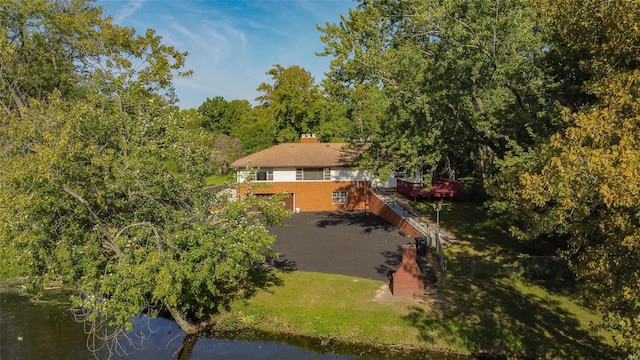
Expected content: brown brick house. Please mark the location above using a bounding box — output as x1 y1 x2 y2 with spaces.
231 134 373 212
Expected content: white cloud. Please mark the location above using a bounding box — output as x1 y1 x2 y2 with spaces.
97 0 353 109
169 21 197 40
112 0 145 22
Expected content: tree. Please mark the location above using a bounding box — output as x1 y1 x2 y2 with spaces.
212 133 243 174
1 0 81 111
197 96 229 133
0 1 288 357
319 0 559 182
256 64 327 143
490 1 640 357
230 106 277 153
197 96 251 135
0 0 190 114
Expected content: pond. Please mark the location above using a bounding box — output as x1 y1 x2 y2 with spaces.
1 291 460 360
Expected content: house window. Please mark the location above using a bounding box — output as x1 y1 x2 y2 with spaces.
323 168 331 180
255 169 273 181
303 168 324 180
394 171 407 179
296 168 328 181
332 190 348 204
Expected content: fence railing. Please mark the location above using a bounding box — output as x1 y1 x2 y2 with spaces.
372 191 447 279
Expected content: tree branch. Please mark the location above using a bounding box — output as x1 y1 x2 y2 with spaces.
60 185 123 258
114 221 163 253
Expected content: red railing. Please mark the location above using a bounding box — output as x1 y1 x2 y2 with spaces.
396 178 463 201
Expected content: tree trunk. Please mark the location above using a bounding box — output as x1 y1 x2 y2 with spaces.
174 334 198 359
166 306 200 335
477 144 494 183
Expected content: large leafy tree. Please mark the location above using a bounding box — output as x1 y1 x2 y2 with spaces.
197 96 252 136
0 1 287 357
256 64 327 143
319 0 559 181
491 1 640 357
230 106 277 153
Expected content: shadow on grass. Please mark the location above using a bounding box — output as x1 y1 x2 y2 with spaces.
404 277 620 359
414 201 576 295
415 200 522 255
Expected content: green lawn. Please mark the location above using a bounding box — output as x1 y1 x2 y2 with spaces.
205 173 235 186
220 268 617 358
220 271 444 357
225 272 416 342
163 159 234 186
220 200 620 359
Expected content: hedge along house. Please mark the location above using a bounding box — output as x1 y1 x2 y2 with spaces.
231 134 373 212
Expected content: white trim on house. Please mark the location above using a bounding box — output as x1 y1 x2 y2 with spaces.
372 170 423 188
236 167 376 183
331 168 373 181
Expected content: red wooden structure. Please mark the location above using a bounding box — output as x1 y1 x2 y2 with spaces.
396 178 464 201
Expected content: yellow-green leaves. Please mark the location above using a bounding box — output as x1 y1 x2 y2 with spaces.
0 1 287 354
492 5 640 353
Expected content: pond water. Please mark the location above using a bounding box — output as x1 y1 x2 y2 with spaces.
1 291 457 360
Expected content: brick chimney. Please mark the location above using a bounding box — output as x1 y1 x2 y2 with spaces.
300 133 319 143
391 244 425 298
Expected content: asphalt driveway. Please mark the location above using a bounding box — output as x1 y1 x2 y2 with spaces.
266 211 423 282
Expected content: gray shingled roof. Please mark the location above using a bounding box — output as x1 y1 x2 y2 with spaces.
231 142 363 168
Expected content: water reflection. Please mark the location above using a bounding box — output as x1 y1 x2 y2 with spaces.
0 291 383 360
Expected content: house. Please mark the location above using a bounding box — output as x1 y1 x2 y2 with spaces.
231 134 373 212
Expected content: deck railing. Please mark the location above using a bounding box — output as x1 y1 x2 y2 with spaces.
371 190 447 279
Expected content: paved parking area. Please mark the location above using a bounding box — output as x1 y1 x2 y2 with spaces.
267 211 427 282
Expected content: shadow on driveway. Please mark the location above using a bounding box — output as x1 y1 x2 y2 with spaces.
267 211 428 282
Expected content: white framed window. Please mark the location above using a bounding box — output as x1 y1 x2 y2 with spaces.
332 190 348 204
303 168 324 180
255 169 273 181
394 171 407 179
296 168 329 181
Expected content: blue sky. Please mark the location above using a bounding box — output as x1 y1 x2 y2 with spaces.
97 0 356 109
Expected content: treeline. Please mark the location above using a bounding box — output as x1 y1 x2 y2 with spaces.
1 0 639 357
189 1 640 356
179 63 379 173
316 1 640 356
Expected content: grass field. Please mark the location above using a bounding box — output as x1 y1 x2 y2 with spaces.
220 269 617 358
205 173 235 186
220 200 620 359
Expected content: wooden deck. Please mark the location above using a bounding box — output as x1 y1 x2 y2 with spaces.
396 178 464 201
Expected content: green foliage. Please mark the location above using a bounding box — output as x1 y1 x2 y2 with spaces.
197 96 251 136
256 64 329 143
0 0 190 115
321 1 639 355
492 72 640 358
319 0 560 180
0 1 288 352
489 1 640 357
230 106 276 153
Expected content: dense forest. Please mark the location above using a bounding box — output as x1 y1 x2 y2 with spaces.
1 0 639 357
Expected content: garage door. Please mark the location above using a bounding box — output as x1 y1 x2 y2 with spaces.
282 193 294 211
255 193 294 211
